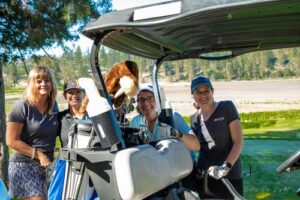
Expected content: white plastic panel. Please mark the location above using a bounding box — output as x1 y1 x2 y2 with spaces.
114 139 193 200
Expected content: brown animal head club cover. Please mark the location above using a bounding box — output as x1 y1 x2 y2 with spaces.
79 60 139 113
105 60 139 108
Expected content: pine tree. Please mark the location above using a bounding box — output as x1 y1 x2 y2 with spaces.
0 0 112 182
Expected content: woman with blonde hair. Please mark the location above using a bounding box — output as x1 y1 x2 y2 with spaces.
6 66 59 200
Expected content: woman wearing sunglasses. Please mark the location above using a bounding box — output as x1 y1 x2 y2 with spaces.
130 84 199 151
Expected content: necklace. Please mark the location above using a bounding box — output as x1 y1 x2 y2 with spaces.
41 111 46 118
35 103 47 118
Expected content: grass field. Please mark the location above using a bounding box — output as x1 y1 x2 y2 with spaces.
242 140 300 199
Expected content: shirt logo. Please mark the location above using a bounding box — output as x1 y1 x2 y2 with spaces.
214 117 224 122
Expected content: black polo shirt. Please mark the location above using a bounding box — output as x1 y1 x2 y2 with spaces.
191 101 242 180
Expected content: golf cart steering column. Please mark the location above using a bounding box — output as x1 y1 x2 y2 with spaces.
152 56 175 127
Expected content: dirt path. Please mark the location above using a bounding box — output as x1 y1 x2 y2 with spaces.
160 79 300 116
6 79 300 116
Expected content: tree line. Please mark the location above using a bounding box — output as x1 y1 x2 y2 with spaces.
3 46 300 88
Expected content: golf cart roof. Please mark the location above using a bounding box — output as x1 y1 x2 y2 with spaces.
82 0 300 61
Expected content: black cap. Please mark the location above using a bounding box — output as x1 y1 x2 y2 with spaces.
63 80 80 92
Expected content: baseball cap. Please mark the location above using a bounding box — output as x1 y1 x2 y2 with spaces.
63 80 80 92
137 83 154 96
191 76 212 92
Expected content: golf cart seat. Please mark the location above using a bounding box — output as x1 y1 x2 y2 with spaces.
114 139 193 200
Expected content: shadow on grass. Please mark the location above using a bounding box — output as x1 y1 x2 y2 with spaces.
242 139 300 199
244 129 300 140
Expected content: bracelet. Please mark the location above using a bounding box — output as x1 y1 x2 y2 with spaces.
31 148 36 160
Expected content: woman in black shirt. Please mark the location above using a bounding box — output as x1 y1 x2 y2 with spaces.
190 76 244 199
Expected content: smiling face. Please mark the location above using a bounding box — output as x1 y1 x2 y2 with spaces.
24 66 57 108
137 91 156 118
192 85 214 107
64 89 83 110
35 76 52 97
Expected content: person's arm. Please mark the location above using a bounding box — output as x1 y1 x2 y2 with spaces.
6 122 51 167
226 119 243 165
180 130 200 151
173 112 200 151
208 118 243 179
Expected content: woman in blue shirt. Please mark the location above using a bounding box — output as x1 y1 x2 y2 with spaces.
130 84 199 151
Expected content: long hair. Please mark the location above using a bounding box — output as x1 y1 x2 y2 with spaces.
24 66 57 113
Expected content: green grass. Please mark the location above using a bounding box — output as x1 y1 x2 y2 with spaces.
183 109 300 140
241 141 300 200
5 87 25 93
241 110 300 140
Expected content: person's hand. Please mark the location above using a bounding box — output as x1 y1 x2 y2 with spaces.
37 151 51 167
157 123 182 139
208 163 230 179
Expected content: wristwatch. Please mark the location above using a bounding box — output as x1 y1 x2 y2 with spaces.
224 161 232 169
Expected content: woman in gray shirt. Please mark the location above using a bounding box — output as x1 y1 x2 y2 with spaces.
6 66 58 200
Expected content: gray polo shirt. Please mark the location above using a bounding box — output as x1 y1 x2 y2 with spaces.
191 101 242 180
58 109 89 148
8 99 58 162
58 109 75 147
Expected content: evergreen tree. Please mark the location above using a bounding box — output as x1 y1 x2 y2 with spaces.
0 0 112 182
75 46 89 77
8 62 19 87
99 47 108 71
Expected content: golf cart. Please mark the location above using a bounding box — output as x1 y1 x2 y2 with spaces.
59 0 300 199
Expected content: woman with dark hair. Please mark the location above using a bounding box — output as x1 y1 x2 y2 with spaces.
48 80 98 200
190 76 244 199
6 66 58 200
59 80 87 147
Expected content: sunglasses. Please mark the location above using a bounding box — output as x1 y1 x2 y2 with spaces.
137 96 155 103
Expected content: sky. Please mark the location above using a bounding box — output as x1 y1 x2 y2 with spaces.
45 0 171 56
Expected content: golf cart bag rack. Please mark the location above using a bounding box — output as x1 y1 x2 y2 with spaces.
60 130 194 200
